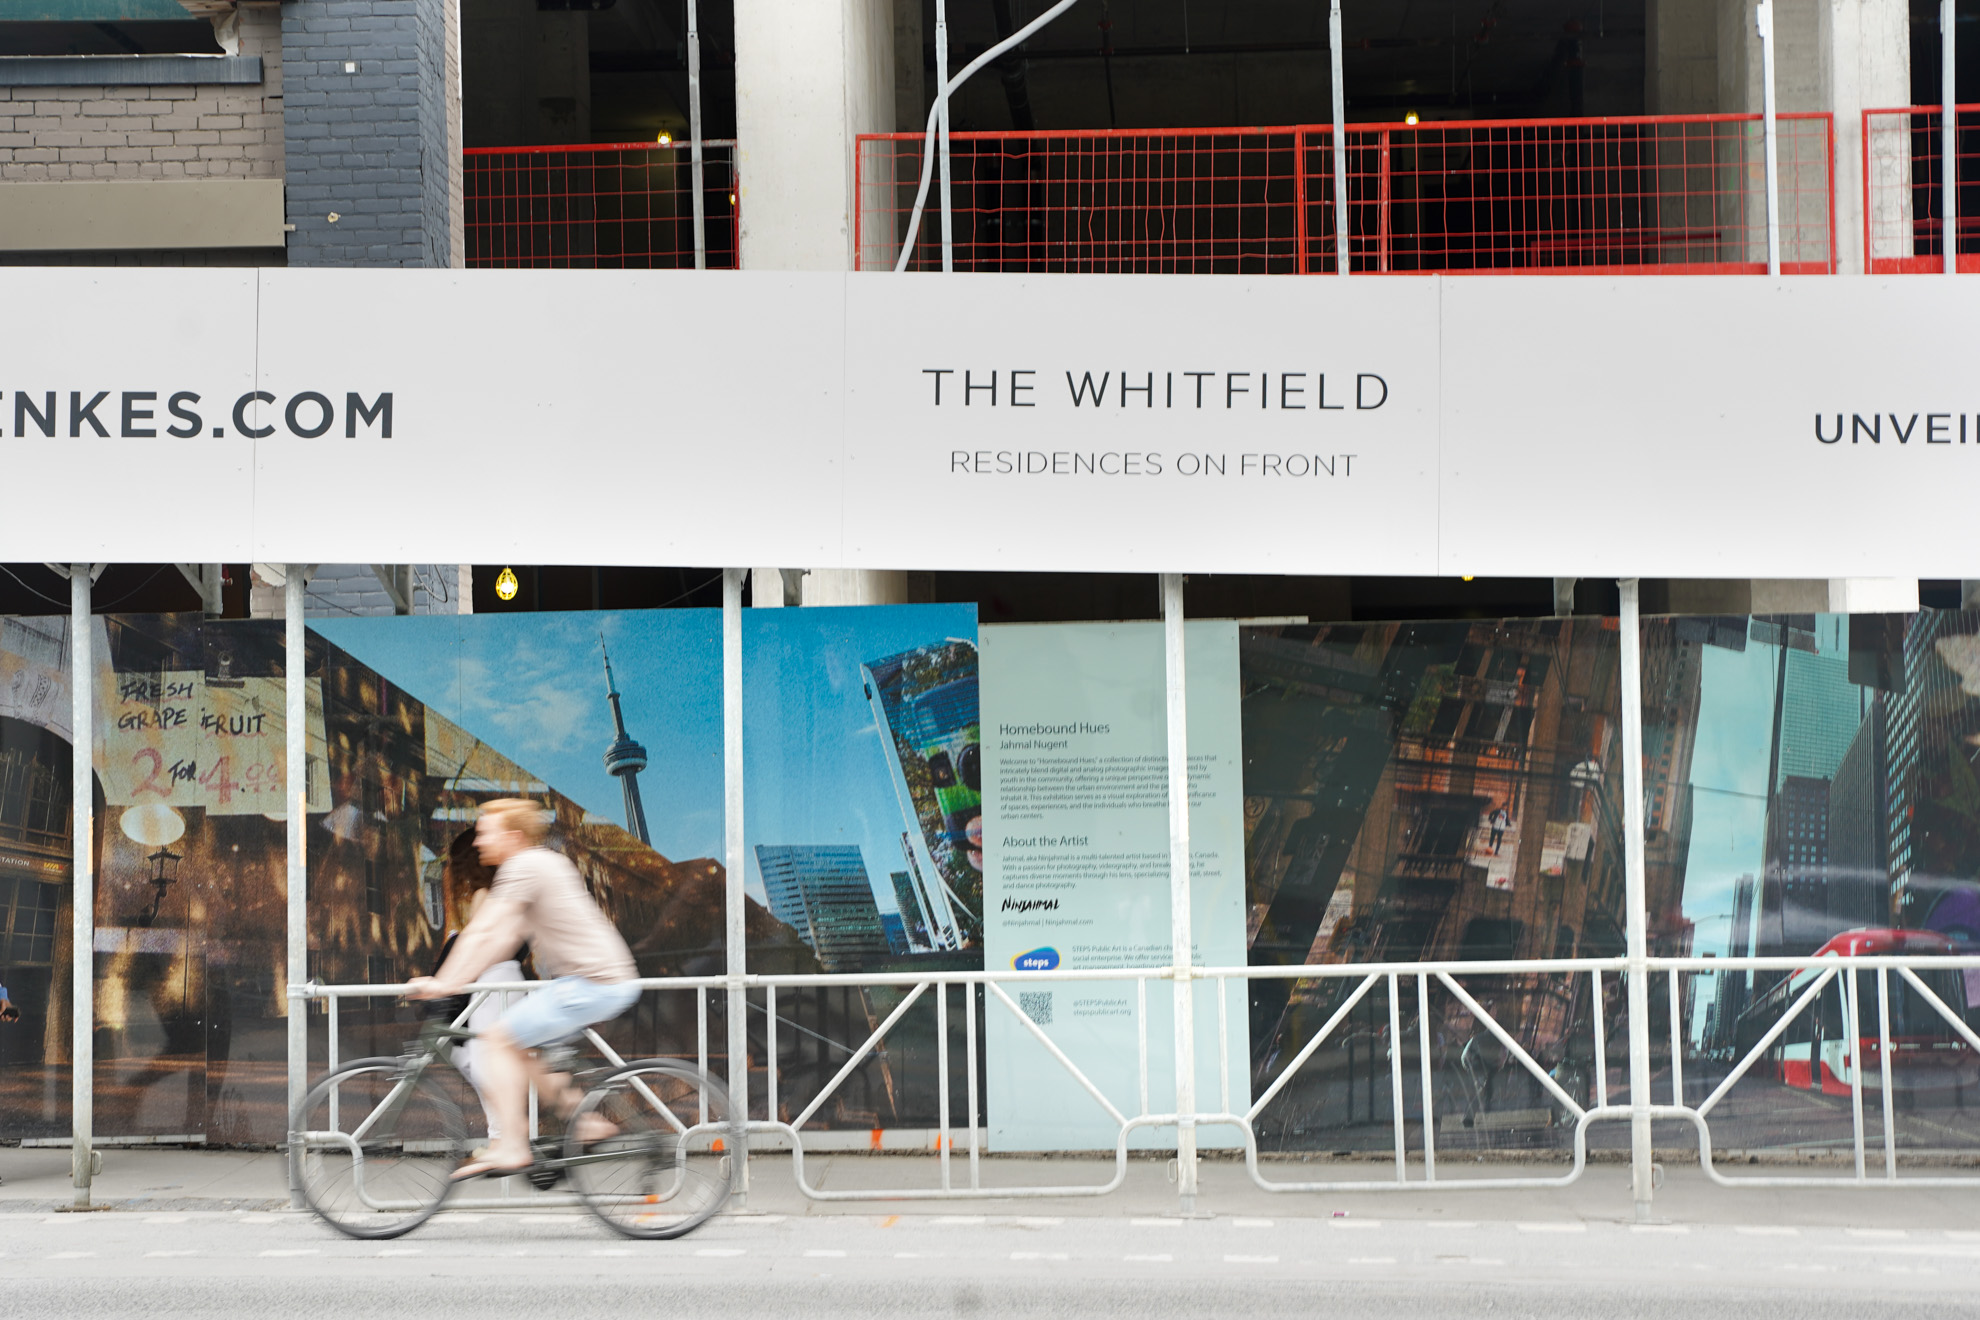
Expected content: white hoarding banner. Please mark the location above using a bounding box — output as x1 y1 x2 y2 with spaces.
2 268 1975 576
980 621 1250 1150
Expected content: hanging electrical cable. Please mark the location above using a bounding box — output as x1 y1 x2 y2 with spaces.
893 0 1086 272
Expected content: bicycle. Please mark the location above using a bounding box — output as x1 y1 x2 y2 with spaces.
290 1000 734 1241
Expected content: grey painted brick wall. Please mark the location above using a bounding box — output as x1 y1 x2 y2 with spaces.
0 4 283 184
282 0 452 266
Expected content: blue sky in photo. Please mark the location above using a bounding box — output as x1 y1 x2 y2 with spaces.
742 604 977 909
315 609 726 866
315 603 976 911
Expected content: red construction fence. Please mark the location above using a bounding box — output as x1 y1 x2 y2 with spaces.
1864 105 1980 274
855 114 1836 276
464 140 740 269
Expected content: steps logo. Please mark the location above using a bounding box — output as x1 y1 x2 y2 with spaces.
1012 946 1059 972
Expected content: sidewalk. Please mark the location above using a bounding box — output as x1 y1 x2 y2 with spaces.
4 1146 1976 1228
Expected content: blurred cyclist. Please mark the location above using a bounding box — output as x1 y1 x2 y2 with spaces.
405 798 639 1180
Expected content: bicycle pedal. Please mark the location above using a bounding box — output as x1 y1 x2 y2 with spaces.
527 1137 564 1191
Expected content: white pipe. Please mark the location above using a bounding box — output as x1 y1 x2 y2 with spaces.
1756 0 1781 276
894 0 1083 272
1619 577 1653 1219
285 567 308 1207
1160 573 1198 1213
1330 0 1350 275
688 0 706 271
723 568 749 1204
69 564 93 1209
936 0 953 273
1945 0 1959 276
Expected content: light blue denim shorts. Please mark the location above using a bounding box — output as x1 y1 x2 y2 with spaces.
499 975 640 1050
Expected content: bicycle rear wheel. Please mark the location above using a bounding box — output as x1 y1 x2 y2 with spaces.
293 1057 466 1239
566 1060 733 1240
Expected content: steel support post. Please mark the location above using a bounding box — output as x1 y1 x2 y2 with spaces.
723 568 750 1205
1619 578 1654 1219
68 565 95 1209
1329 0 1349 275
1756 0 1782 275
1160 573 1199 1213
936 0 954 272
285 568 309 1207
1945 0 1959 276
688 0 706 271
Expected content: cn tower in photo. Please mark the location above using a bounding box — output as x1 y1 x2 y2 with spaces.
600 635 651 846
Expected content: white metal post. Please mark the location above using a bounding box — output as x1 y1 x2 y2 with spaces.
1329 0 1350 275
1756 0 1782 276
1619 578 1654 1220
68 564 95 1210
1160 573 1198 1213
1945 0 1959 275
285 567 309 1207
688 0 706 271
936 0 954 273
723 568 749 1204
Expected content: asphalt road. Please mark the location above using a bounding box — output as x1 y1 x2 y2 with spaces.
5 1206 1979 1319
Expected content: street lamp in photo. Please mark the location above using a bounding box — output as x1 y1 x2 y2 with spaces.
119 802 187 927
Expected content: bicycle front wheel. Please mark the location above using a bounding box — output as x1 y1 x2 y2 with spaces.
293 1057 466 1239
566 1060 733 1240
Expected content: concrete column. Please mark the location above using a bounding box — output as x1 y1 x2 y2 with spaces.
737 0 905 606
735 0 895 271
1827 578 1920 613
1708 0 1908 271
1817 0 1910 274
1648 0 1719 113
800 569 912 607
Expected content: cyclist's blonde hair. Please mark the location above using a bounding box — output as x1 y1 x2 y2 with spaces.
480 798 551 844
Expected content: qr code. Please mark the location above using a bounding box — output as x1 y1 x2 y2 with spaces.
1018 991 1053 1025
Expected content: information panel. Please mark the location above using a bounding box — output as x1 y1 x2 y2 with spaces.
980 621 1250 1151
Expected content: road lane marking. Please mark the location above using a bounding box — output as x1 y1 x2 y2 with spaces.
258 1249 319 1258
1347 1257 1396 1265
1232 1218 1274 1228
1735 1226 1799 1236
1010 1251 1069 1261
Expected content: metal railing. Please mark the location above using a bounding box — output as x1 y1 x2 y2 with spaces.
294 948 1980 1213
1863 105 1980 274
855 114 1836 276
463 141 740 270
